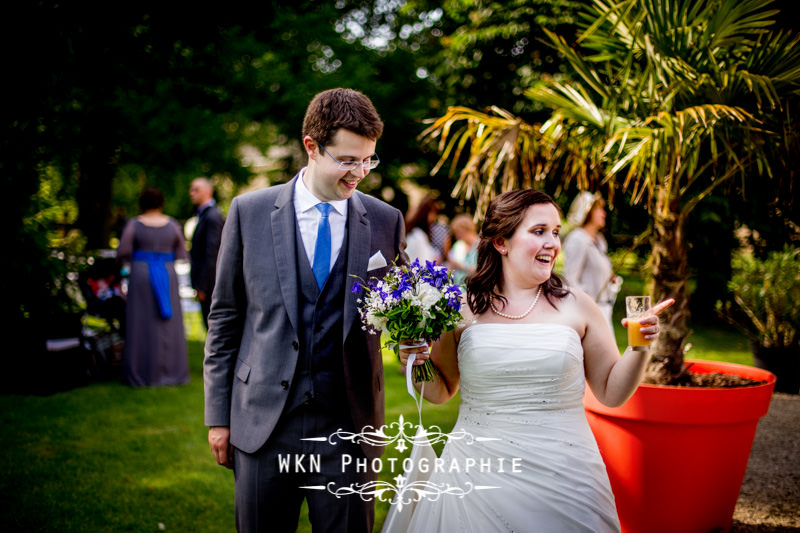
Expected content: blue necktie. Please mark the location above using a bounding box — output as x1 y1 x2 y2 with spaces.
312 203 332 289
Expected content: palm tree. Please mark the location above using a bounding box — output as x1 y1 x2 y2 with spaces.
420 0 800 382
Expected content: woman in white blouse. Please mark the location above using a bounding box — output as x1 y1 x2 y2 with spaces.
562 191 621 333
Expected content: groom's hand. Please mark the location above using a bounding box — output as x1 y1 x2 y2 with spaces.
209 426 234 469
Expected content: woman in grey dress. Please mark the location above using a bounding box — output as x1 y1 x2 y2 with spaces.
117 187 189 386
562 192 621 333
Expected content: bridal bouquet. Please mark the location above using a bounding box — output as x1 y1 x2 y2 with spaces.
352 259 463 382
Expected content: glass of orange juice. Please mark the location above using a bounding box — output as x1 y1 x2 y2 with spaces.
626 296 651 346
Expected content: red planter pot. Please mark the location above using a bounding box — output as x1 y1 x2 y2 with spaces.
583 360 776 533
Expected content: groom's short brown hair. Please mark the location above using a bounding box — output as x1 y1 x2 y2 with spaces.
302 88 384 146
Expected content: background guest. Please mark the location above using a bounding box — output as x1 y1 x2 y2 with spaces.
188 177 224 330
446 213 479 286
404 195 445 263
562 191 621 333
117 187 189 387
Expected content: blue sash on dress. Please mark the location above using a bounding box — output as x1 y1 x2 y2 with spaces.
133 250 175 319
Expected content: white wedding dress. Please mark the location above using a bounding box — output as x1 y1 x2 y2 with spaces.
404 323 620 532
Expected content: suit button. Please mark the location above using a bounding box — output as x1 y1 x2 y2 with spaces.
281 380 289 390
292 341 299 350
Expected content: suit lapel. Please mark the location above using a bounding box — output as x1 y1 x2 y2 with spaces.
193 209 207 241
270 180 370 341
272 176 301 334
344 192 370 337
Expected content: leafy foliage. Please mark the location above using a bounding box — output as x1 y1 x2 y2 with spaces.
718 246 800 348
3 2 436 350
7 2 438 242
395 0 583 114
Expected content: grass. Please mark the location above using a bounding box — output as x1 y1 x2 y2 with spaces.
0 312 231 532
0 309 754 532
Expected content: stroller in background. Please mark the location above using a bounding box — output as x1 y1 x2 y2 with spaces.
78 251 126 379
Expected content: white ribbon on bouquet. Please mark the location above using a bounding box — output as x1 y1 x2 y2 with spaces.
381 349 437 532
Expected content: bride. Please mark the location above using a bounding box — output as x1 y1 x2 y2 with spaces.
395 189 672 532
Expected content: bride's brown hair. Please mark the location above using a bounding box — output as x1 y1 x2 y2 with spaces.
466 189 570 315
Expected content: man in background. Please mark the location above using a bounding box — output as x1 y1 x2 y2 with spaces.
189 177 224 330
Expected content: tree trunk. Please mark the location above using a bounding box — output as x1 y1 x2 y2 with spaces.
76 146 117 250
645 191 692 382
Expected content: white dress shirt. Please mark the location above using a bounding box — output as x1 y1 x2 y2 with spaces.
294 168 348 273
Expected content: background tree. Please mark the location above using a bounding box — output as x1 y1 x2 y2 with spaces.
420 0 800 382
2 1 435 353
370 0 585 211
395 0 583 112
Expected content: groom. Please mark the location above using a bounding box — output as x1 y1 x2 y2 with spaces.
204 88 407 532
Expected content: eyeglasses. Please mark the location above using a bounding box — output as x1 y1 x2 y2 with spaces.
318 143 380 172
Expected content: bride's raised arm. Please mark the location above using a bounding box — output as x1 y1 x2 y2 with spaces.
583 294 674 407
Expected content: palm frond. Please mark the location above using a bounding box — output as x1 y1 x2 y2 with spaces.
421 0 799 225
705 0 778 49
419 106 547 216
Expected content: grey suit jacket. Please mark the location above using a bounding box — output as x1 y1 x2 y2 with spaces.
203 176 407 459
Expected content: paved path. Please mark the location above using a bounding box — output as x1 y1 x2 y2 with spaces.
732 392 800 531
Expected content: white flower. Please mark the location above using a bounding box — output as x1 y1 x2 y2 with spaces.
366 312 388 333
415 281 443 311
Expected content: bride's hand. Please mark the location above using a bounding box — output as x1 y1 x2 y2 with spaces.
398 341 430 372
620 298 675 342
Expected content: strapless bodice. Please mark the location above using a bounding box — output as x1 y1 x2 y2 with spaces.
458 323 586 417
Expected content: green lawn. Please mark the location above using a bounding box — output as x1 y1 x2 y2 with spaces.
0 310 754 532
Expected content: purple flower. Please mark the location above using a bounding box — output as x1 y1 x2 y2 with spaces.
351 280 363 294
378 286 391 302
444 285 463 310
392 278 412 298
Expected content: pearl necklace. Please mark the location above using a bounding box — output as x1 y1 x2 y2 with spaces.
490 286 543 320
